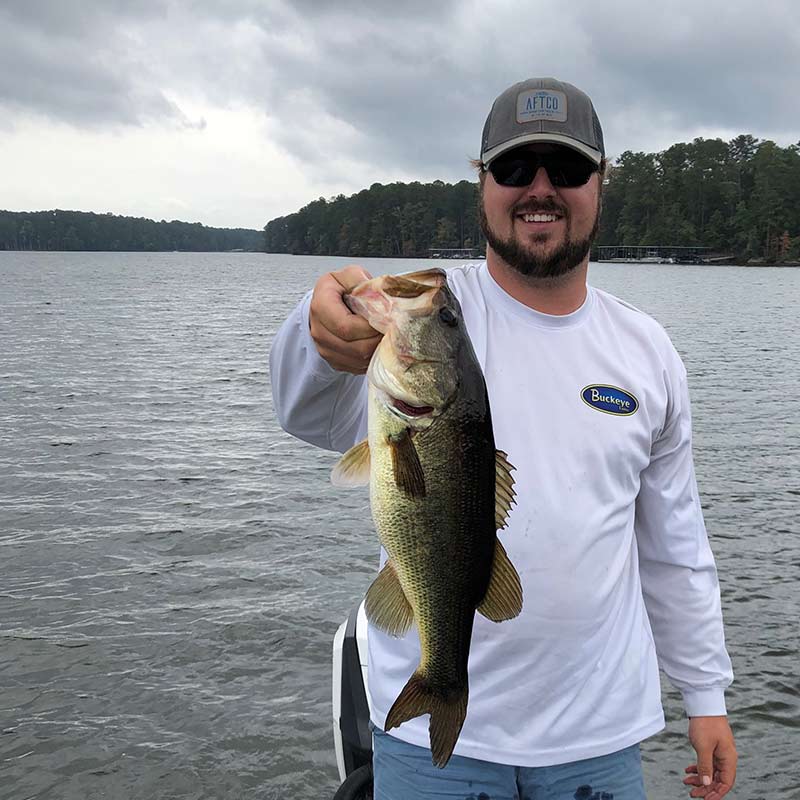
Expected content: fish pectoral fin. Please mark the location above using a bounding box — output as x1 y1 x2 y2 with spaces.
494 449 516 530
389 429 426 498
364 559 414 636
331 439 371 487
384 670 467 768
477 539 523 622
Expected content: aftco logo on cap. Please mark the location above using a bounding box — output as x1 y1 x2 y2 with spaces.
517 90 568 123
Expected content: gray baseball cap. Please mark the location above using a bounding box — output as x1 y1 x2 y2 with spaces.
480 77 605 166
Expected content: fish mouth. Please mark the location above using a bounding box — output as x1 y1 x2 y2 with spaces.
370 359 438 422
390 396 435 419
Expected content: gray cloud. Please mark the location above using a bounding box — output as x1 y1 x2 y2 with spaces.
582 3 800 148
0 0 198 128
3 0 799 182
1 0 166 36
182 0 800 181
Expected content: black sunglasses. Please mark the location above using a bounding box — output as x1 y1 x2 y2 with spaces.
487 149 598 188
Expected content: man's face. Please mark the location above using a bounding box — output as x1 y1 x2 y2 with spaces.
479 143 602 280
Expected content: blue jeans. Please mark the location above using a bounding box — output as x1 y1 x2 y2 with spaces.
372 728 646 800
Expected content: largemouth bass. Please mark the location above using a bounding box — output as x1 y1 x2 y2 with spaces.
331 267 522 767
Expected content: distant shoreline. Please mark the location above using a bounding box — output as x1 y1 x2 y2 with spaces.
0 209 263 253
2 250 798 267
0 249 263 254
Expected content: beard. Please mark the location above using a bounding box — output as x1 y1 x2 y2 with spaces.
479 194 600 280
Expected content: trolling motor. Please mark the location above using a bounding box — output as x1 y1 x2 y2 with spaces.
331 603 374 800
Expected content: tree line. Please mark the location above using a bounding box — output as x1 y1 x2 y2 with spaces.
264 179 484 258
265 135 800 263
5 135 798 261
598 135 800 262
0 209 263 252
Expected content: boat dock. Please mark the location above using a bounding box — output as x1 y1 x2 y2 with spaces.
428 248 482 259
595 245 711 264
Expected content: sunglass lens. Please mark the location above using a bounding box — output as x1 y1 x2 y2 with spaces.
489 159 534 187
547 157 596 187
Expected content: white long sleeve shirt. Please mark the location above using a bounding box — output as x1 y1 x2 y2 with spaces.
270 262 733 766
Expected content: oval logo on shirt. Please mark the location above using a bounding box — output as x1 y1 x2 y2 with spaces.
581 384 639 416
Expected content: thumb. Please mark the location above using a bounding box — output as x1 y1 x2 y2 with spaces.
696 747 714 787
332 265 373 293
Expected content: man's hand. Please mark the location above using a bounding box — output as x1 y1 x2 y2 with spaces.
309 265 382 374
683 716 737 800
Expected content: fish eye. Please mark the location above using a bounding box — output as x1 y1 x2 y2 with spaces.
438 306 458 327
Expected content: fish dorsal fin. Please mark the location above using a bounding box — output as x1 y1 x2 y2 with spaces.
365 559 414 637
477 539 523 622
495 449 516 530
389 429 426 498
331 439 371 487
383 275 438 299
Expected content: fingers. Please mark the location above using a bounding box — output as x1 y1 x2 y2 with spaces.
695 745 714 789
715 764 735 796
309 265 381 374
684 781 733 800
683 764 735 800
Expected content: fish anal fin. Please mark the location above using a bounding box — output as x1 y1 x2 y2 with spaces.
477 539 523 622
495 449 516 530
365 560 414 637
384 670 467 768
389 429 425 497
331 439 371 487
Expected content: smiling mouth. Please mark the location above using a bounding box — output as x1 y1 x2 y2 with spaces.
516 212 562 223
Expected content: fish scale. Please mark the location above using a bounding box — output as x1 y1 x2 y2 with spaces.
371 401 496 673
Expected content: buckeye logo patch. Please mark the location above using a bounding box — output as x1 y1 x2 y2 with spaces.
581 384 639 416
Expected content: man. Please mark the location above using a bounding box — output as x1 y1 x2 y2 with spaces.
270 77 737 799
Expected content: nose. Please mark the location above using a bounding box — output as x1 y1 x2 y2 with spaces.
525 166 557 197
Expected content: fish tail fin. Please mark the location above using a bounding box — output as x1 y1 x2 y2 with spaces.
384 670 468 768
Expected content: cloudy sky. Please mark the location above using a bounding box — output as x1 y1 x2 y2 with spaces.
2 0 798 230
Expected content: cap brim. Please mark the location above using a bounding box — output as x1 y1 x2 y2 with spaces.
482 133 603 166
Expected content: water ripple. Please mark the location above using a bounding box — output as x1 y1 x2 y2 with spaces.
1 252 798 799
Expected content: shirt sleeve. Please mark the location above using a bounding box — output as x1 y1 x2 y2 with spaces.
269 291 368 453
634 362 733 718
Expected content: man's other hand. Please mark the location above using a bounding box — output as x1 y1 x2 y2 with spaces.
683 715 737 800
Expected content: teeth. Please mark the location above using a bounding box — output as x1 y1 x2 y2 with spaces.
521 213 558 222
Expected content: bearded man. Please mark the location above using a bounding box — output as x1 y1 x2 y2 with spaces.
270 78 737 800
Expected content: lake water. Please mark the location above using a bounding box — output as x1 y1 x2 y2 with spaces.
1 251 798 799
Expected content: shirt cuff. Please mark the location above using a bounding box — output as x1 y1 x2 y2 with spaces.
682 687 728 717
